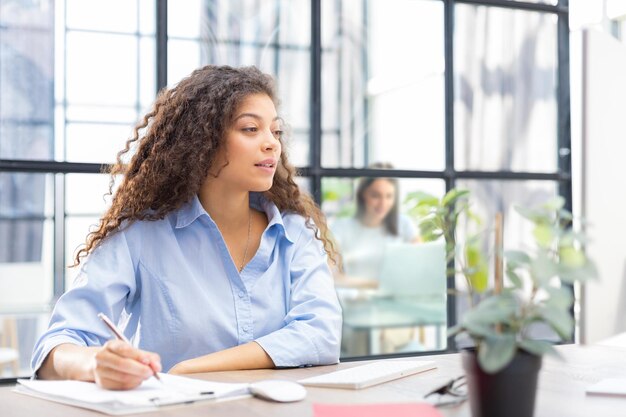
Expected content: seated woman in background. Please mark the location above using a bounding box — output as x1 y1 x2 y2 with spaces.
31 65 342 390
331 163 423 355
331 163 420 289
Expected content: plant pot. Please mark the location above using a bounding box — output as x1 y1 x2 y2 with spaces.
461 348 542 417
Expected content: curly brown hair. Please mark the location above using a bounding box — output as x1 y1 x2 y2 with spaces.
74 65 337 266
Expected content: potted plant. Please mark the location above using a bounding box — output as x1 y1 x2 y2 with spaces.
405 190 597 417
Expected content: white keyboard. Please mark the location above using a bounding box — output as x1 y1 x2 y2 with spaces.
298 360 437 390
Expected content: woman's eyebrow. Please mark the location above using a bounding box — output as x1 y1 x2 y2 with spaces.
234 113 281 122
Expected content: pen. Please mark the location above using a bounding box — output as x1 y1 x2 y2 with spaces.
97 312 161 382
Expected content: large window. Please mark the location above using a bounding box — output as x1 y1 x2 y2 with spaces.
0 0 571 378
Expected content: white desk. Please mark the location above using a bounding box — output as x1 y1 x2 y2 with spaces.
2 343 626 417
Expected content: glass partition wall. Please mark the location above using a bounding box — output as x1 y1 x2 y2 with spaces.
0 0 571 378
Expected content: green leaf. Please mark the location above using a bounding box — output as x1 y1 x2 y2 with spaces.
559 246 586 268
505 250 531 265
466 210 484 227
537 305 574 340
558 208 573 222
419 221 441 241
543 196 565 211
518 339 559 358
564 230 590 245
559 260 599 283
505 267 523 289
465 244 489 293
515 205 544 222
447 324 463 337
404 191 440 207
323 190 339 201
462 294 517 326
544 286 574 310
533 223 553 248
530 252 559 284
463 321 497 338
441 189 469 208
478 334 517 373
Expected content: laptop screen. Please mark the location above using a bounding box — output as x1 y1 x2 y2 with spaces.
378 240 447 298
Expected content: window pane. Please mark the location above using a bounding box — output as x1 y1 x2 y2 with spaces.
0 123 53 161
66 105 137 124
65 123 133 163
167 0 311 165
0 218 53 302
139 0 156 35
286 131 310 168
66 32 138 106
0 173 53 218
66 0 138 33
169 0 309 45
456 179 558 263
65 216 100 289
60 15 154 164
321 0 445 170
454 5 558 172
65 174 111 215
167 39 202 86
139 37 157 110
0 173 54 318
323 176 447 356
278 49 310 129
0 1 54 160
167 0 202 39
295 176 311 196
0 218 53 267
0 312 51 379
277 1 311 46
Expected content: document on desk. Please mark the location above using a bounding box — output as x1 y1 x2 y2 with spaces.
14 373 250 415
586 378 626 397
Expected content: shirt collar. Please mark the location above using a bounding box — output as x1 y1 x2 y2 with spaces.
175 193 294 243
175 195 208 229
250 192 294 243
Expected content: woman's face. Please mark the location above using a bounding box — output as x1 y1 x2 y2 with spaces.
211 93 283 192
362 179 396 225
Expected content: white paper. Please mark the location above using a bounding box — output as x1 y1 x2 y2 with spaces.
14 373 250 414
586 378 626 396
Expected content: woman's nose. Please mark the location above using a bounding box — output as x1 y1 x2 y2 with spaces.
263 132 280 151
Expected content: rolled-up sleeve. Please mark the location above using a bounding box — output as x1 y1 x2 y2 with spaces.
255 226 342 367
30 230 137 375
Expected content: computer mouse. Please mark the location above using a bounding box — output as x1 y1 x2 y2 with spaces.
248 379 307 403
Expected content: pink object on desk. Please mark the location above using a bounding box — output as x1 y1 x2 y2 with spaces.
313 403 443 417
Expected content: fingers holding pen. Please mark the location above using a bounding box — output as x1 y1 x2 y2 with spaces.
103 340 162 374
94 340 162 390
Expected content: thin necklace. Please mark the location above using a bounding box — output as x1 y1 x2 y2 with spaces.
239 209 252 272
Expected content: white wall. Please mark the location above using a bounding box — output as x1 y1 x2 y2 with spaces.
580 29 626 343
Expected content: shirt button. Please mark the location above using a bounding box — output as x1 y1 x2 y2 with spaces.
238 291 245 298
243 325 250 332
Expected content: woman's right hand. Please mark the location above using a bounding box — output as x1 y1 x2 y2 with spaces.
93 340 162 390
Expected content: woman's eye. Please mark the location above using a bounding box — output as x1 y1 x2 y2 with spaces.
273 130 284 139
242 127 258 133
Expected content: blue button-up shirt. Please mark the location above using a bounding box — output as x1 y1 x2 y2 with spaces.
31 193 342 373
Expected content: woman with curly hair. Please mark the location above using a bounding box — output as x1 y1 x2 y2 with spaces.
31 65 342 390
